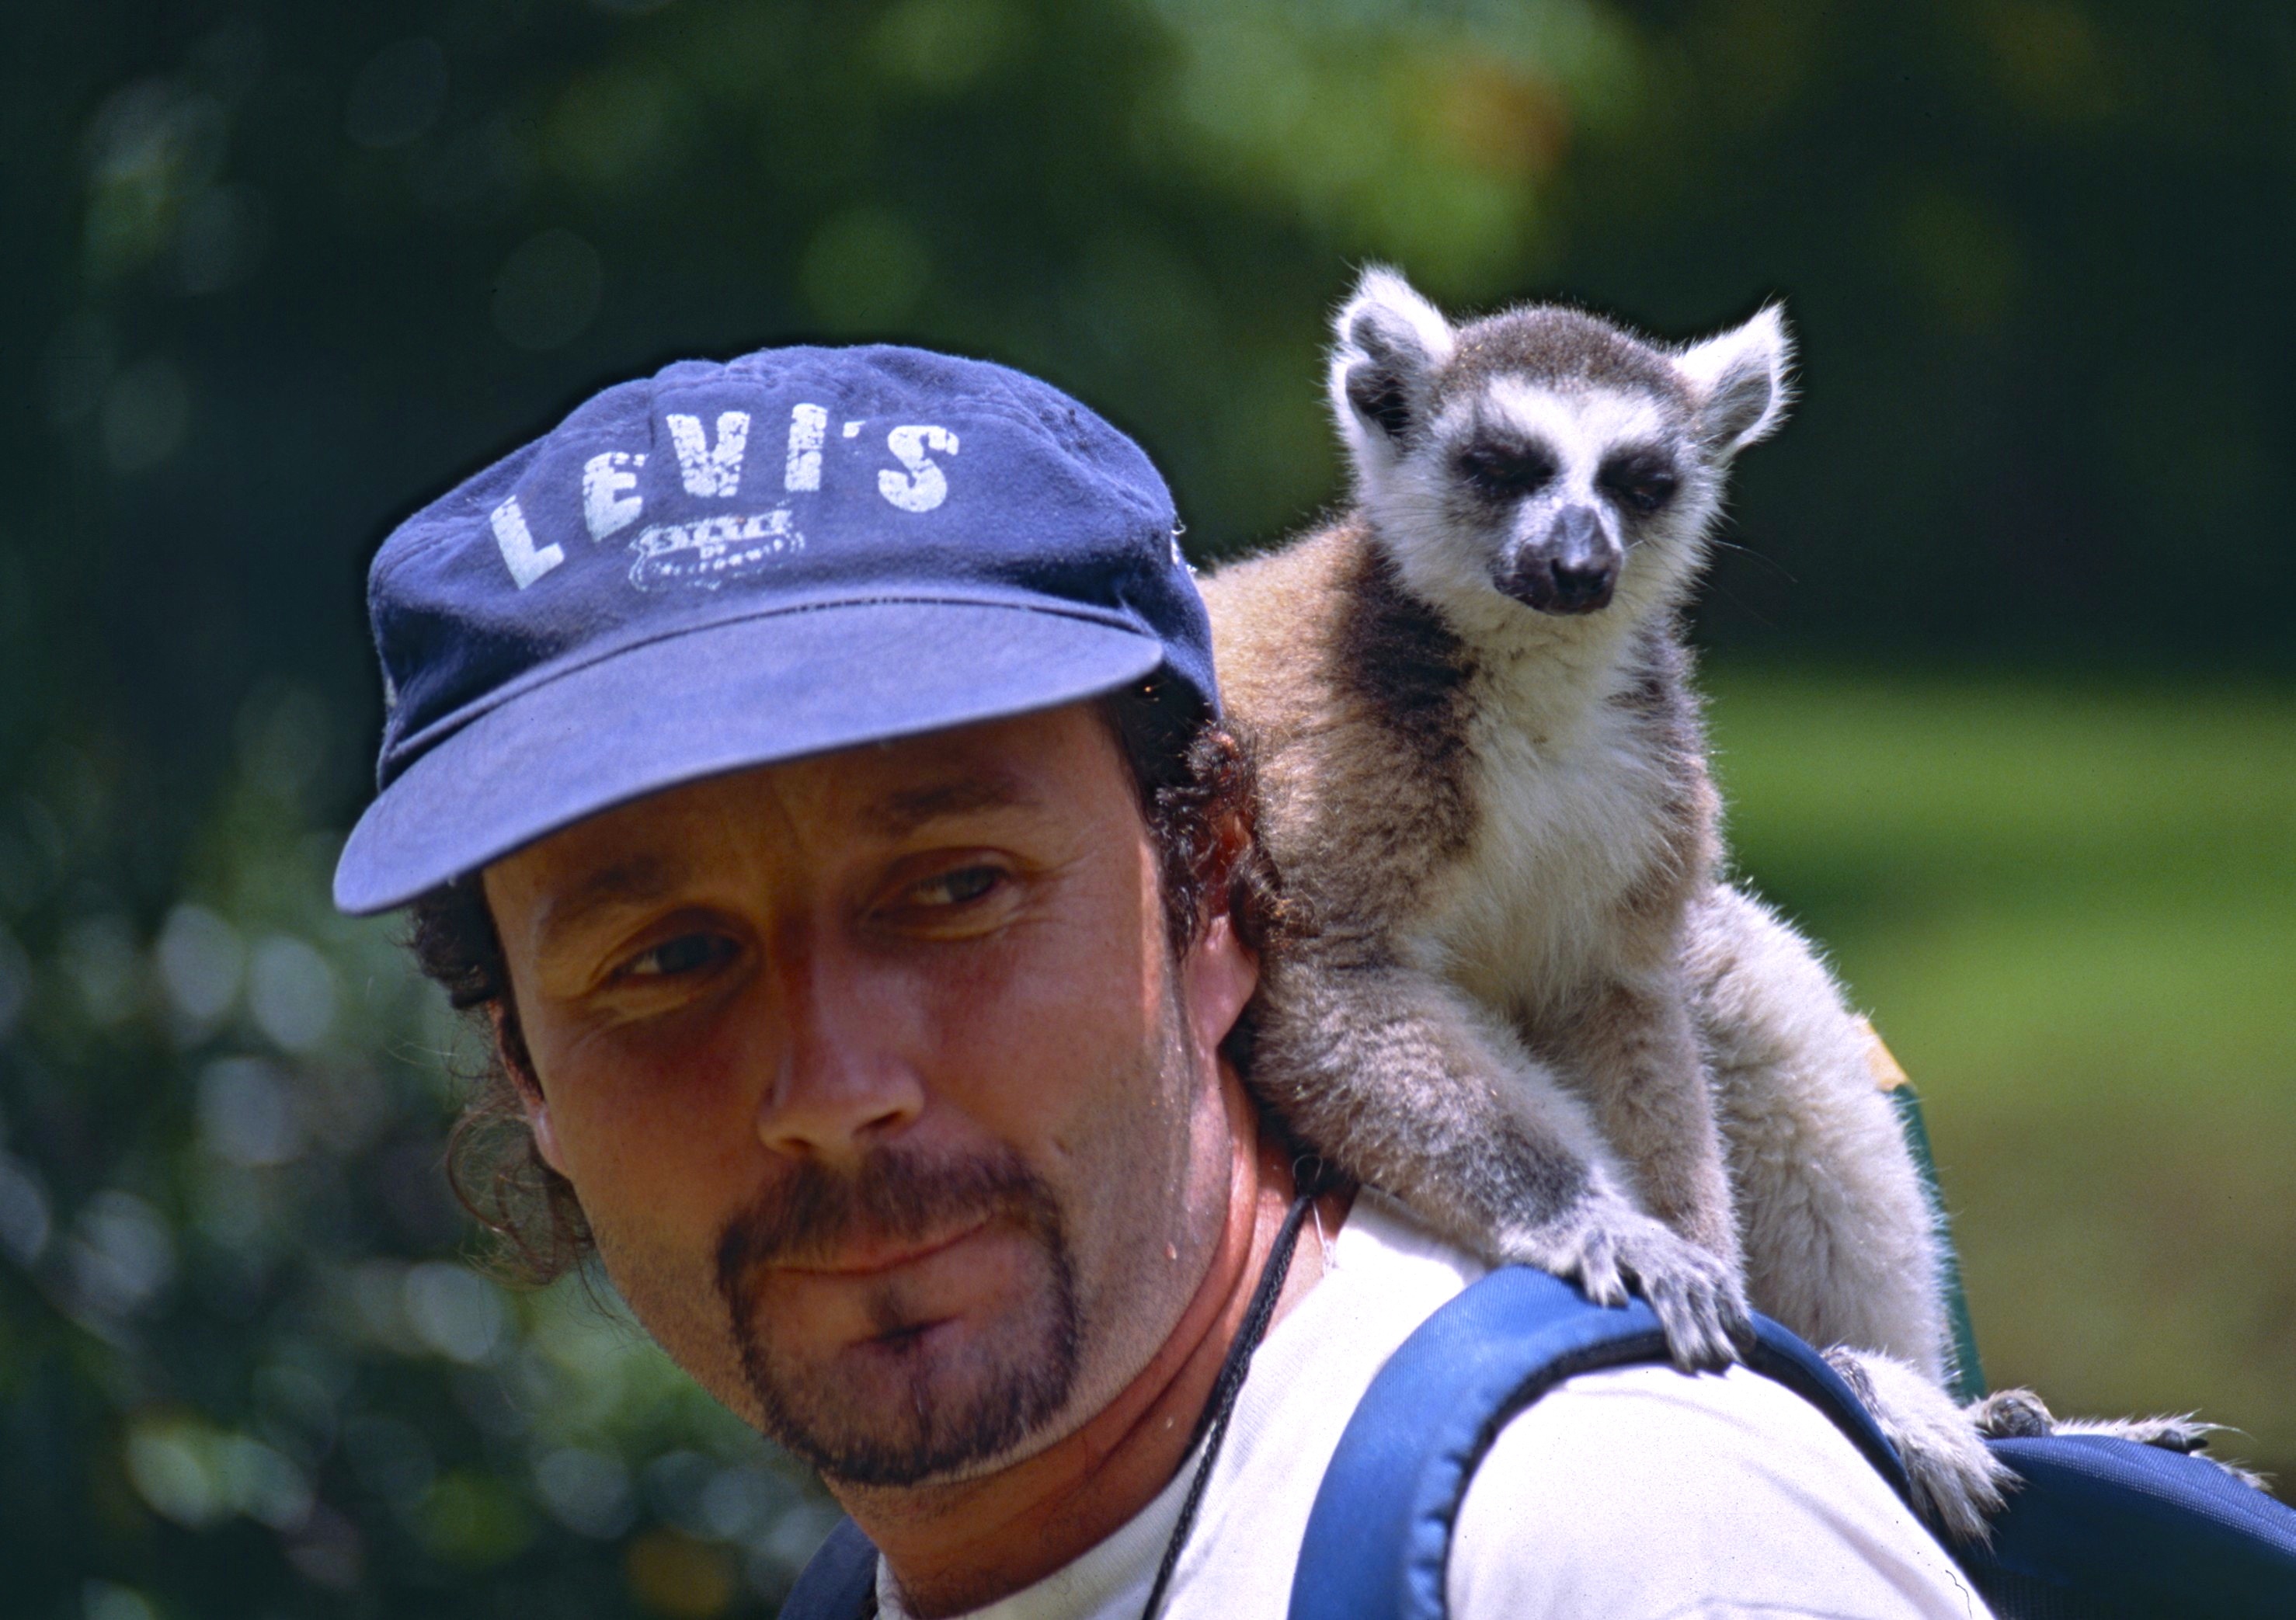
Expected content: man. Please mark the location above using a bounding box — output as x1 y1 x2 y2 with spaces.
336 344 1988 1618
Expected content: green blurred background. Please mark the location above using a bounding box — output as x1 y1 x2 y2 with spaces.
4 2 2291 1615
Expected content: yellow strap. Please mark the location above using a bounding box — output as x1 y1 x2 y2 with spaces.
1856 1017 1911 1093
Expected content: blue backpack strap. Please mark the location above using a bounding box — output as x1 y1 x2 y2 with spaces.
1961 1434 2296 1617
778 1515 878 1620
1288 1266 1909 1620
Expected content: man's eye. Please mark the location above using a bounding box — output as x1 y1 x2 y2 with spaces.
623 933 736 979
905 866 1002 909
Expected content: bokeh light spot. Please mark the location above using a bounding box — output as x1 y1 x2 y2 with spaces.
174 183 270 294
0 1153 52 1265
156 903 245 1025
625 1528 739 1618
536 1447 638 1538
492 228 606 350
82 1583 159 1620
547 70 681 188
126 1419 230 1528
871 0 1014 92
68 1190 176 1319
345 38 449 151
798 207 930 333
403 1261 508 1364
197 1057 303 1168
249 934 338 1053
416 1471 534 1567
100 358 190 475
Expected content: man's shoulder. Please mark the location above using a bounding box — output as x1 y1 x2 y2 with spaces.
1446 1362 1988 1619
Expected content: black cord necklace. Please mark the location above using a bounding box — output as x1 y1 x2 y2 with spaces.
1136 1191 1320 1620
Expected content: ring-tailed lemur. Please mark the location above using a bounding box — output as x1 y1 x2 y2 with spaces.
1202 268 2033 1538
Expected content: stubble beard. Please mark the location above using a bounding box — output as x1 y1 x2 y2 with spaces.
713 1144 1084 1488
711 954 1209 1490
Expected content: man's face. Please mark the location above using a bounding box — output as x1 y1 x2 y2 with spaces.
483 703 1254 1488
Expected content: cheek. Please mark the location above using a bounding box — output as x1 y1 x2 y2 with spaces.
528 1017 769 1315
898 857 1173 1142
548 1013 753 1168
541 1040 771 1418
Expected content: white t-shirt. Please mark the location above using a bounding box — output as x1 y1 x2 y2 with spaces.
876 1196 1991 1620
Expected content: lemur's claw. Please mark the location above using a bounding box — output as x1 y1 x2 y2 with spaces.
1969 1387 2053 1440
1497 1206 1747 1373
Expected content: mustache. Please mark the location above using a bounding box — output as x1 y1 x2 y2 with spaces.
713 1145 1058 1291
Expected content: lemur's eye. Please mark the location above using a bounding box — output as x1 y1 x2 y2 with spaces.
1457 444 1555 498
1599 452 1679 516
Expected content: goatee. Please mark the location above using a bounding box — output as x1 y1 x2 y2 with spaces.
713 1145 1080 1486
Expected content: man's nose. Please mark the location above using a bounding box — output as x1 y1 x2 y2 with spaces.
755 954 925 1164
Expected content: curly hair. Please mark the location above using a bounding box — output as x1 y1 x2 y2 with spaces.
404 680 1281 1285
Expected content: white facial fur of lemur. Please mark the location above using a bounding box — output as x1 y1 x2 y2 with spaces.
1334 268 1790 659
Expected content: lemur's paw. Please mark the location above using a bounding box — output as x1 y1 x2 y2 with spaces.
1498 1207 1748 1372
1825 1349 2011 1545
1969 1386 2053 1439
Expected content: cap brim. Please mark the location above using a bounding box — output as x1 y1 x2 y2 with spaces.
333 600 1166 914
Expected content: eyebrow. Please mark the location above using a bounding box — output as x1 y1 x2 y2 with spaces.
528 771 1039 953
533 854 684 951
855 770 1039 839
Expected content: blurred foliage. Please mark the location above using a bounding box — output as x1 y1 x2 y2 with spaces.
2 1 2292 1615
1708 673 2296 1485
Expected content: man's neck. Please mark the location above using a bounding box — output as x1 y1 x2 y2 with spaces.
837 1090 1340 1618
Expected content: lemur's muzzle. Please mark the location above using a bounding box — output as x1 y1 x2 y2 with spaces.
1499 503 1620 615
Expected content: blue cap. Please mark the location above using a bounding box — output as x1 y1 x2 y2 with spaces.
333 344 1214 915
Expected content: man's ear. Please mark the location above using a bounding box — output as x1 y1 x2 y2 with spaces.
1677 303 1794 460
1328 265 1455 478
1180 807 1261 1065
489 1002 568 1177
1182 909 1258 1071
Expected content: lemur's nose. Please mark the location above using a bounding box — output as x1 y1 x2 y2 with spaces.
1550 556 1615 604
1497 503 1621 614
1546 505 1619 612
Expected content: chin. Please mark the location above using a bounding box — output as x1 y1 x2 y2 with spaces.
735 1243 1085 1488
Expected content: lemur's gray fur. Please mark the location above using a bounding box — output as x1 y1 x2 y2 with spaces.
1200 268 2127 1541
1206 268 2263 1536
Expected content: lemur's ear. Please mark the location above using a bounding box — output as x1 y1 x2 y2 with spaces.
1330 266 1455 464
1678 304 1794 459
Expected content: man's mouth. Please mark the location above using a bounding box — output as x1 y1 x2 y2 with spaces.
861 1316 958 1359
774 1216 991 1280
710 1145 1084 1486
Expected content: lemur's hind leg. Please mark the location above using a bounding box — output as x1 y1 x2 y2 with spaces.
1686 884 1951 1376
1689 885 2011 1538
1825 1349 2013 1544
1251 942 1748 1371
1821 1366 2272 1546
